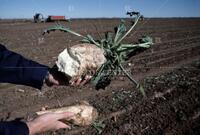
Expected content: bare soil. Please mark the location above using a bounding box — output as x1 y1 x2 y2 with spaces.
0 18 200 135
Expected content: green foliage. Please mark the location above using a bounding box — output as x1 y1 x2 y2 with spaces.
92 120 106 134
43 15 153 96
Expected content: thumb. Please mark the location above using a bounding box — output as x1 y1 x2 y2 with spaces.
51 78 59 85
49 74 59 85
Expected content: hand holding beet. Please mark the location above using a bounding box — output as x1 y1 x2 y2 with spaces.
26 112 74 135
45 65 93 87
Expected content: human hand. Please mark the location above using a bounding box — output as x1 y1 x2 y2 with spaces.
69 75 92 86
45 65 94 87
69 65 97 86
26 112 74 135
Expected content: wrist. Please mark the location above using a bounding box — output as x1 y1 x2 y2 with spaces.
44 71 50 82
26 121 39 135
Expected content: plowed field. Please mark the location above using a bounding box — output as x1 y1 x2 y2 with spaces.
0 18 200 135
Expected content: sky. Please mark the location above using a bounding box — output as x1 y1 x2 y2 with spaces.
0 0 200 19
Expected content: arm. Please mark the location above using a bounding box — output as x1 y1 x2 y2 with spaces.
0 121 29 135
0 44 48 89
0 44 93 89
0 112 73 135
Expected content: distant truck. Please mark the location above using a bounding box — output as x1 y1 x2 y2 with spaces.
34 13 68 23
46 15 67 22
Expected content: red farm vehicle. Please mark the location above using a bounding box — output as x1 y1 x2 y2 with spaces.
46 15 67 22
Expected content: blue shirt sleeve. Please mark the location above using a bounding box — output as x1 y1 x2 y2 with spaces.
0 44 49 89
0 121 29 135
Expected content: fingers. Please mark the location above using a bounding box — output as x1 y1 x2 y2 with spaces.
47 64 97 87
56 112 74 120
46 74 59 86
27 112 73 134
69 76 78 86
55 121 71 130
75 78 82 86
51 78 59 85
49 74 59 85
69 65 97 86
80 75 92 85
70 75 92 86
55 112 74 130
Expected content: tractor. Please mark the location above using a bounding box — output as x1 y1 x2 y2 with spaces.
126 11 144 21
126 11 140 17
34 13 45 23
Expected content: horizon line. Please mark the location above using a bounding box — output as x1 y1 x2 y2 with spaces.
1 16 200 20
